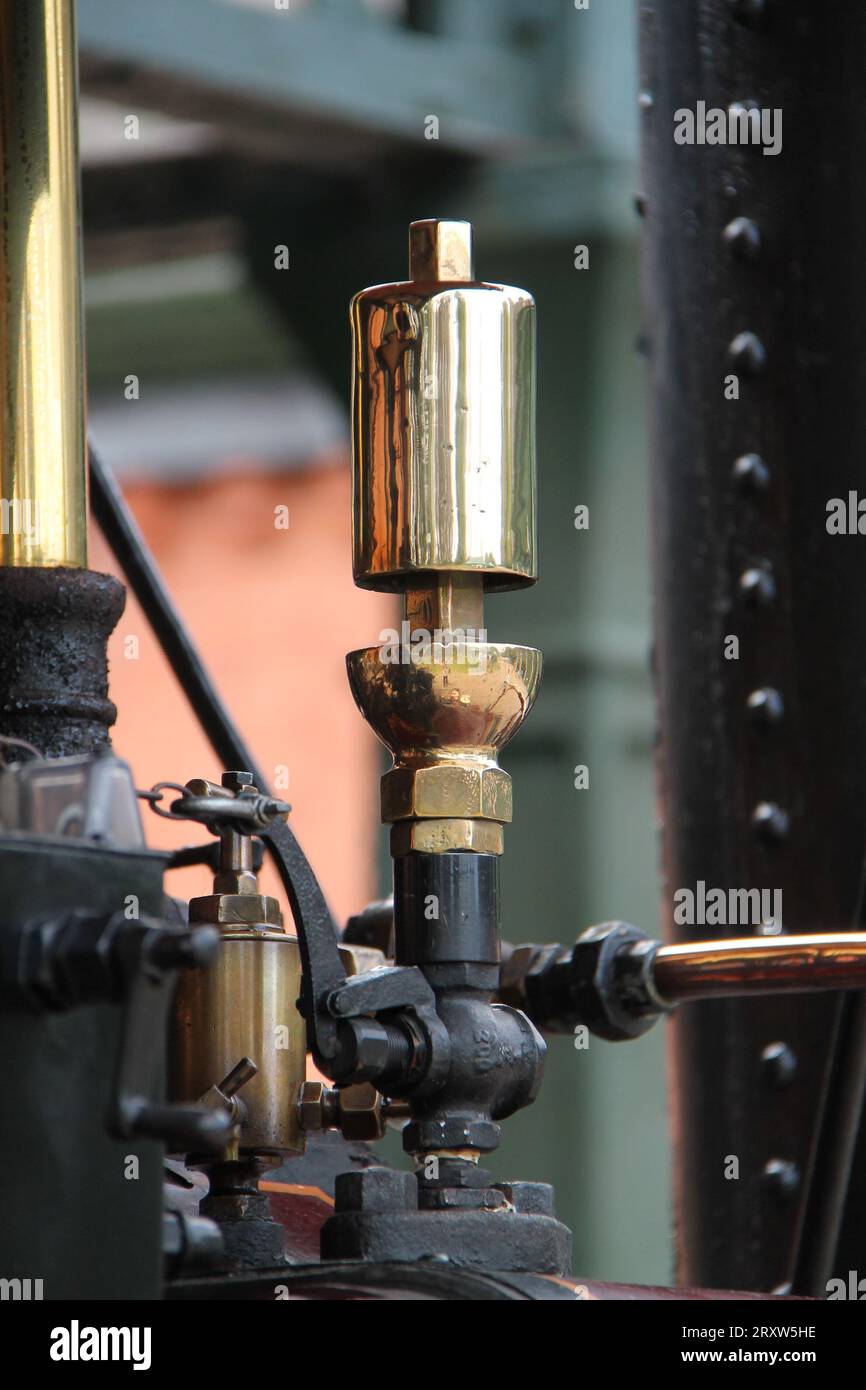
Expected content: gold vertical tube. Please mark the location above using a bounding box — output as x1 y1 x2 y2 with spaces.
0 0 87 567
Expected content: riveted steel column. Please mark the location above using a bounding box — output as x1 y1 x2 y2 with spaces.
639 0 866 1291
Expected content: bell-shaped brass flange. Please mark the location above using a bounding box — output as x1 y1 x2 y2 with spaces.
346 639 542 850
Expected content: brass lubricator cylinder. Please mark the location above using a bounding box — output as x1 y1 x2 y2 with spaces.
0 0 88 567
347 221 541 856
168 776 305 1162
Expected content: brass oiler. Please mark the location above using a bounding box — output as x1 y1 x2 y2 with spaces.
168 775 305 1163
347 221 541 857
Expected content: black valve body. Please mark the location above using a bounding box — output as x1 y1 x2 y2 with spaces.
393 851 543 1154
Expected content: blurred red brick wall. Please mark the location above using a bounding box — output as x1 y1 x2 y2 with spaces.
90 454 394 930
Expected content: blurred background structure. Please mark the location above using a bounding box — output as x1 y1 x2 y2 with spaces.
78 0 668 1283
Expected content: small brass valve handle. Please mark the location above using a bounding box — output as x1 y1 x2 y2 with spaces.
197 1056 259 1127
194 1058 260 1161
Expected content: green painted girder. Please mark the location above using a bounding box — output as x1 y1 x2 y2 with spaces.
76 0 551 152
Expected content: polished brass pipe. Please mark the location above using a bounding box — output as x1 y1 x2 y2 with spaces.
653 933 866 1004
0 0 87 566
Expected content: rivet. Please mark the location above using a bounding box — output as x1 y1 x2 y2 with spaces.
728 331 766 375
727 0 767 27
761 1042 797 1087
746 687 784 725
757 919 783 937
733 452 770 492
739 566 776 607
723 215 761 260
763 1158 800 1202
728 98 761 123
634 192 647 219
752 801 790 844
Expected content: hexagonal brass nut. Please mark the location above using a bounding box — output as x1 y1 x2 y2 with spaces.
339 943 389 976
337 1083 385 1142
381 763 512 824
188 893 283 928
297 1080 328 1133
390 817 504 856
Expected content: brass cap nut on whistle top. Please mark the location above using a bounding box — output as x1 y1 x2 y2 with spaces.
350 219 537 591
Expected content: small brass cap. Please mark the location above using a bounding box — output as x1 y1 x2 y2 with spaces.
409 220 473 282
188 893 283 929
390 818 505 857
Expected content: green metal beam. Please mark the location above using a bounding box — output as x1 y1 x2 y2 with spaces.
76 0 549 152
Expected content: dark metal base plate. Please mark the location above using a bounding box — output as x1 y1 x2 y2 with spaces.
321 1207 572 1276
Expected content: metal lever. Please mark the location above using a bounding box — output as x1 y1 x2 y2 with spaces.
0 905 228 1151
197 1057 258 1128
107 916 231 1152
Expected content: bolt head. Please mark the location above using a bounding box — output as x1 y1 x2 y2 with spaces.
334 1166 417 1214
298 1081 327 1133
222 770 255 792
338 1083 386 1142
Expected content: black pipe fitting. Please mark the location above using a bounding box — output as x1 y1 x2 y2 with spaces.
393 851 545 1156
500 922 666 1042
0 567 124 758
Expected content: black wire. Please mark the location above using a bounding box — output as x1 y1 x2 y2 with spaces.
89 442 267 789
789 992 866 1294
88 442 338 961
788 854 866 1294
